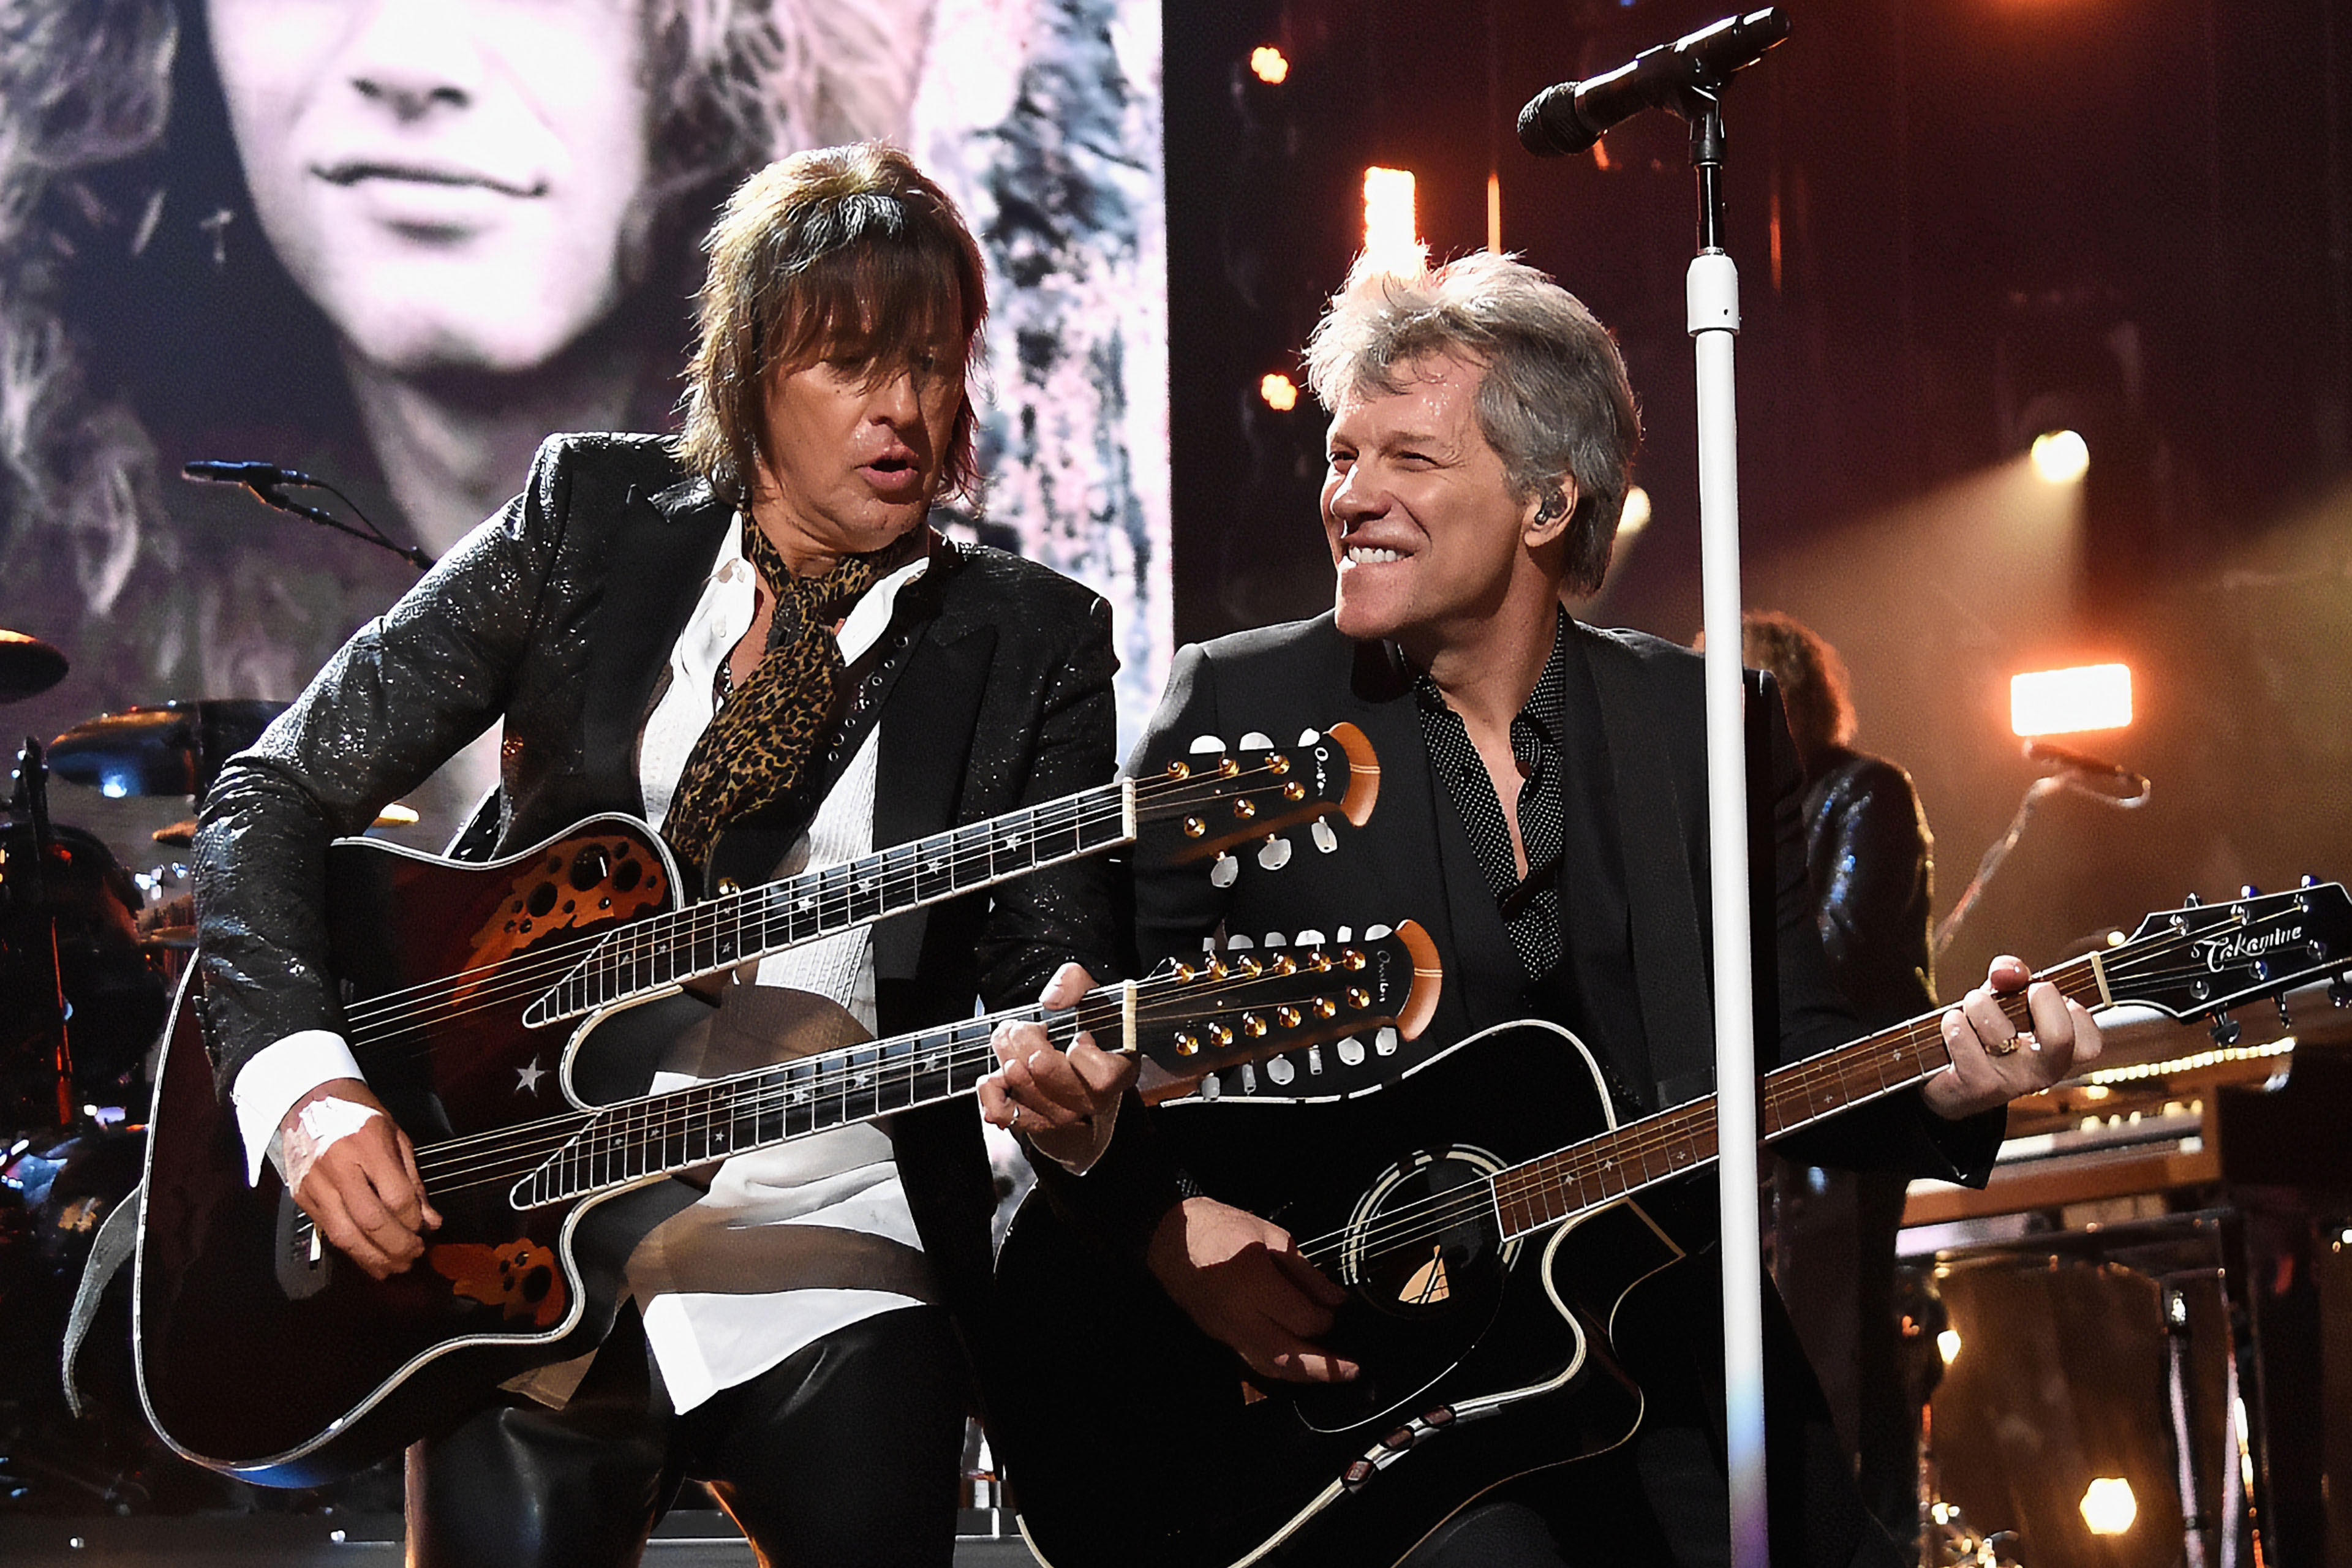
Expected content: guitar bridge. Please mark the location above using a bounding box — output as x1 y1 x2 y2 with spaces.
275 1189 331 1300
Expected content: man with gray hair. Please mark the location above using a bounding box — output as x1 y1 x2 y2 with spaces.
1068 252 2100 1566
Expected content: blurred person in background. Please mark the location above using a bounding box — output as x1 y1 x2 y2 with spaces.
1730 608 1938 1554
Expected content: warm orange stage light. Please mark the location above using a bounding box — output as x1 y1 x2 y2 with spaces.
1361 167 1426 275
1259 373 1298 412
1250 46 1289 85
2011 663 2132 737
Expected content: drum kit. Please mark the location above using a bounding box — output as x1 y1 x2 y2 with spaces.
1 629 399 1512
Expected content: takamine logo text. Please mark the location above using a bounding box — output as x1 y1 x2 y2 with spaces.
2196 923 2302 970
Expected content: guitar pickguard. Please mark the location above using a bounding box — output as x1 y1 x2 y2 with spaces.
456 832 668 1003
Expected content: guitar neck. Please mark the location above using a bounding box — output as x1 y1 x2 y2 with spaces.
492 927 1427 1210
1491 952 2112 1239
529 782 1136 1025
508 988 1135 1208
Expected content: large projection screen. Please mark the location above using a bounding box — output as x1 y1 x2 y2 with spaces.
0 0 1169 847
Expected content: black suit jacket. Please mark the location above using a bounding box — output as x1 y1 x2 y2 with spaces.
1121 613 1997 1180
194 432 1121 1326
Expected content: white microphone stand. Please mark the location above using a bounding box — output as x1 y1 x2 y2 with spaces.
1681 88 1771 1568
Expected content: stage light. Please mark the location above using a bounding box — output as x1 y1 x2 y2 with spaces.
1618 485 1652 536
2010 663 2131 737
1249 46 1289 85
1936 1328 1962 1366
2079 1477 2137 1536
1362 167 1427 276
1259 373 1298 412
2031 429 2089 484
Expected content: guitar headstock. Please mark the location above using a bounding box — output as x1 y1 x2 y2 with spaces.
1128 919 1441 1076
2100 881 2352 1020
1137 723 1378 866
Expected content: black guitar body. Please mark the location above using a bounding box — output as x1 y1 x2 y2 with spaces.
134 818 709 1485
997 1022 1706 1568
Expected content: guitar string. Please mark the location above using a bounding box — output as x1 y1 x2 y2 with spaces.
411 961 1397 1196
338 786 1124 1029
401 959 1393 1197
335 759 1329 1043
337 788 1144 1032
391 941 1395 1173
1292 954 2135 1268
1287 932 2239 1270
1303 931 2245 1270
330 760 1322 1054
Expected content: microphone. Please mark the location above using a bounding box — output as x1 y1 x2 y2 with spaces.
2025 740 2151 804
182 459 323 488
1518 7 1790 157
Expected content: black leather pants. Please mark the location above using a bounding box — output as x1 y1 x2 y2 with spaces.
406 1305 967 1568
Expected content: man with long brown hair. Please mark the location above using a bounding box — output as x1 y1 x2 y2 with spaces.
194 142 1121 1567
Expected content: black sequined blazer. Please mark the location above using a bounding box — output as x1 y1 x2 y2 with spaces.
192 432 1121 1329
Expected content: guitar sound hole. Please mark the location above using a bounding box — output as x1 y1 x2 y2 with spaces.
1291 1147 1516 1434
1341 1149 1508 1323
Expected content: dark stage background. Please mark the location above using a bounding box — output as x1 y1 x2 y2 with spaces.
1164 0 2352 1003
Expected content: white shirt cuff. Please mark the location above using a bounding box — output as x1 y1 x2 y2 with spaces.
230 1030 366 1186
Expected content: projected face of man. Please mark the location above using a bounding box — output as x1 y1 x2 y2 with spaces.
208 0 655 377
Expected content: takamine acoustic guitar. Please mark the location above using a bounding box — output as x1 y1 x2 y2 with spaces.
996 883 2352 1568
135 725 1416 1485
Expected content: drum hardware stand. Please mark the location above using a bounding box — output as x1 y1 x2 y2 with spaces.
10 737 75 1126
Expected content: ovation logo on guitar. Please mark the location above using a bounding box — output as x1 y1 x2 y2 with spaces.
997 883 2352 1568
134 726 1388 1485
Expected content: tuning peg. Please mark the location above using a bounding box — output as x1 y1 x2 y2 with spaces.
1199 1074 1222 1101
1189 734 1226 755
2329 974 2352 1009
2241 884 2263 900
1237 1063 1258 1093
1210 853 1238 888
2277 996 2293 1030
1265 1056 1297 1086
1239 731 1273 750
2209 1013 2241 1047
1307 1044 1324 1075
1224 933 1254 949
1312 818 1339 854
1375 1026 1400 1056
1365 923 1393 940
1257 835 1292 871
2302 873 2322 888
2182 892 2203 907
1336 1036 1367 1066
1295 928 1326 945
1296 728 1322 746
1262 932 1289 948
1335 927 1354 942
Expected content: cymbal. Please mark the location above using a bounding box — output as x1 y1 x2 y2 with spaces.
0 630 69 703
150 799 416 847
48 699 287 799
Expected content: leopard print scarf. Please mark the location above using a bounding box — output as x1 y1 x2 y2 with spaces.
661 517 925 876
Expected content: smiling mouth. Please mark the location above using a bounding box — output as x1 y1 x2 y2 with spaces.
1344 545 1405 565
314 162 547 198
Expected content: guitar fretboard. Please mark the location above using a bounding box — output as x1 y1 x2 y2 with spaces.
526 783 1134 1027
509 998 1102 1207
1490 954 2108 1239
